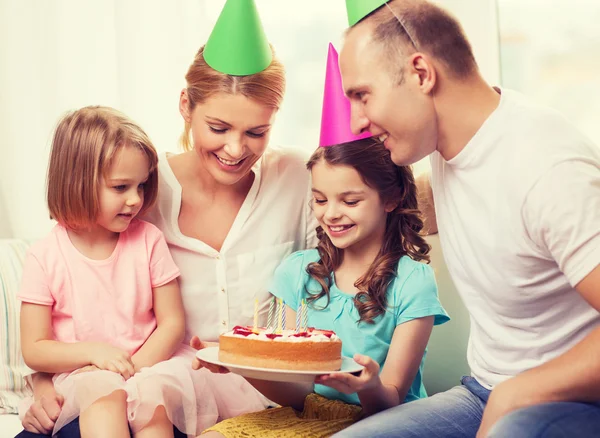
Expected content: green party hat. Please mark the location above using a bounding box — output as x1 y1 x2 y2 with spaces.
204 0 272 76
345 0 390 26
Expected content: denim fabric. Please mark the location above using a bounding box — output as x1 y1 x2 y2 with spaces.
488 401 600 438
15 418 81 438
333 377 487 438
334 376 600 438
14 417 187 438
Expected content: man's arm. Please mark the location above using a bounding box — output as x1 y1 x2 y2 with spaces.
478 265 600 437
416 173 437 235
510 265 600 402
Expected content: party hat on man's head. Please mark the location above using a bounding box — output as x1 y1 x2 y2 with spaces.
319 43 371 147
204 0 272 76
345 0 390 26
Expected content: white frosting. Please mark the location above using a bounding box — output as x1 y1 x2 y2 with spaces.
226 327 339 342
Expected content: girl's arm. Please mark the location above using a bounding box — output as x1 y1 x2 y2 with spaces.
20 302 95 373
131 279 185 371
21 303 135 376
317 316 434 416
358 316 434 414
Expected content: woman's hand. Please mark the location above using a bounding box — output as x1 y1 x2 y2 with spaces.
22 394 64 434
189 336 229 374
21 373 63 434
314 354 381 394
87 342 135 379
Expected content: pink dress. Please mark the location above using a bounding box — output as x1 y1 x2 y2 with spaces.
18 220 268 436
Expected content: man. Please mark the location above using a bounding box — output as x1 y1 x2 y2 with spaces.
336 0 600 437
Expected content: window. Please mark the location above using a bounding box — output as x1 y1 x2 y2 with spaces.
497 0 600 146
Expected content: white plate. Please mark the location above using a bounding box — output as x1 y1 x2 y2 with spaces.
196 347 364 383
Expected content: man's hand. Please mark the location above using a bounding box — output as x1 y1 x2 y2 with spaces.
22 392 64 434
314 354 379 394
476 376 536 437
189 336 228 374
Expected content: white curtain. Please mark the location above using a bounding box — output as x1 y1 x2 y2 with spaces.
0 0 500 239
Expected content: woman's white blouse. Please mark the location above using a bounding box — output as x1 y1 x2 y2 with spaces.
146 147 318 343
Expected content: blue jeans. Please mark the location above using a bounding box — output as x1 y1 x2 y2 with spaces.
14 417 187 438
334 376 600 438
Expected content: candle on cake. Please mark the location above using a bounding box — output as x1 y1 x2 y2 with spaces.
295 302 301 333
253 298 258 332
266 296 275 329
281 300 286 330
301 299 308 332
276 298 283 333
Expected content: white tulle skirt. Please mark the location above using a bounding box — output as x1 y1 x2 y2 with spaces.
26 345 270 436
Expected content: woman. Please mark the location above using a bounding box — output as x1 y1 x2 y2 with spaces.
17 1 316 436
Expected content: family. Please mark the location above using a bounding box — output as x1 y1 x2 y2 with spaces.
15 1 600 437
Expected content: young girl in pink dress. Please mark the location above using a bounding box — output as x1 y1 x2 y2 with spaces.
17 106 218 437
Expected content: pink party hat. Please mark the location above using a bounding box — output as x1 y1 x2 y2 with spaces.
319 43 371 147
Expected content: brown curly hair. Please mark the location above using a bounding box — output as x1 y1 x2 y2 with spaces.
305 139 430 324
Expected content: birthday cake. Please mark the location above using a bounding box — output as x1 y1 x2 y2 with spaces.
219 325 342 371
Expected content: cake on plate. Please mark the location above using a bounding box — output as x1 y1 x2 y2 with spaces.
219 325 342 371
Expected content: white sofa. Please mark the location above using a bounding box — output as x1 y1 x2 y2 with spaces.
0 239 33 437
0 236 469 437
1 413 23 437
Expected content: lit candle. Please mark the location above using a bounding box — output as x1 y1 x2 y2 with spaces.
253 298 258 332
266 296 275 329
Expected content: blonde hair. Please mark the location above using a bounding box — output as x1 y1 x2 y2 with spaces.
47 106 159 230
180 45 285 151
362 0 477 81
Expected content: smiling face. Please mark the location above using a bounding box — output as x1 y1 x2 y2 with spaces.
340 23 438 166
180 91 277 186
96 145 150 234
310 158 389 253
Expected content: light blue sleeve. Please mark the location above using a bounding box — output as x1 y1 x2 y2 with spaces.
394 262 450 326
267 250 307 311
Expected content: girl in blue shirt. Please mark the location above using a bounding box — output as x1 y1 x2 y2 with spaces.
201 139 449 438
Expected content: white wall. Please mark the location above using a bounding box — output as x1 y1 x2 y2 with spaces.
0 0 209 239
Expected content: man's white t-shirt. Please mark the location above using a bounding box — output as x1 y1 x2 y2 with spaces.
146 147 318 344
430 88 600 389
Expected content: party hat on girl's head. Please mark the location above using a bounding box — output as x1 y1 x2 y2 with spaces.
345 0 390 26
319 43 371 147
204 0 272 76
